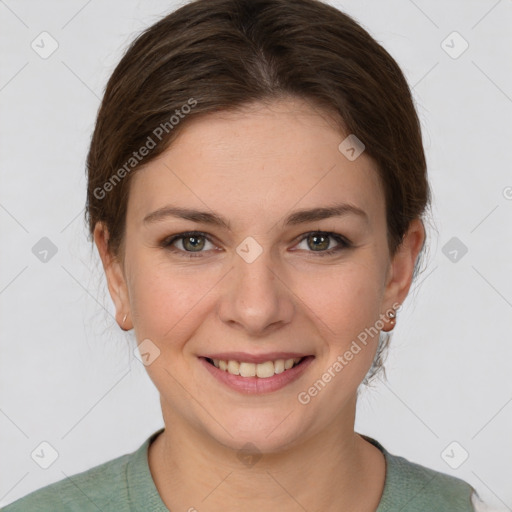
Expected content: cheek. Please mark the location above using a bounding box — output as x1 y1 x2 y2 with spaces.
295 258 384 340
294 263 385 409
128 257 215 344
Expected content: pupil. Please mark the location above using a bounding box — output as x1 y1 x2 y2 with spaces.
309 234 328 251
185 236 204 251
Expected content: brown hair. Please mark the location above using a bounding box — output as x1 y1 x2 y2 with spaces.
85 0 431 384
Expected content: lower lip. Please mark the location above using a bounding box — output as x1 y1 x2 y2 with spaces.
199 356 315 394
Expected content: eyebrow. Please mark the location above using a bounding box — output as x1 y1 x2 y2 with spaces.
143 202 368 229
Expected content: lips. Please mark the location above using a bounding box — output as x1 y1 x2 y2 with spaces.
199 355 315 394
200 351 312 379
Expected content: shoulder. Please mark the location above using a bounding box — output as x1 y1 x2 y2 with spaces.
1 448 134 512
384 450 476 511
362 436 477 512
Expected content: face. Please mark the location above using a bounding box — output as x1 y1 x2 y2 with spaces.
95 97 424 454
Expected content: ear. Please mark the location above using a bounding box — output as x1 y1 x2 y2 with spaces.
382 218 426 312
93 222 131 330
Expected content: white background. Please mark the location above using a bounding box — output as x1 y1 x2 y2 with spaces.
1 0 511 509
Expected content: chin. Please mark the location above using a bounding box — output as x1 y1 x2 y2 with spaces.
204 408 312 456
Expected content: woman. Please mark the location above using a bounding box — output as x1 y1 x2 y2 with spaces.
3 0 485 510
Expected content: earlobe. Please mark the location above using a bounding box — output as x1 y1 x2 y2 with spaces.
93 222 131 330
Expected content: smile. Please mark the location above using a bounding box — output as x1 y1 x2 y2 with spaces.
199 355 315 394
207 357 304 378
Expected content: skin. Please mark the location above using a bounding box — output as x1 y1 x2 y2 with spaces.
94 97 425 511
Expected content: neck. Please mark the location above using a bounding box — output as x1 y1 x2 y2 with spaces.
148 395 386 512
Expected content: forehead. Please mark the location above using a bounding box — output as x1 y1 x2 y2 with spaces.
127 98 385 229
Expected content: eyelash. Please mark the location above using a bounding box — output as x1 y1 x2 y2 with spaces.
160 231 352 258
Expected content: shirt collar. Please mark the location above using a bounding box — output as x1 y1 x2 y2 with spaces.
126 427 169 511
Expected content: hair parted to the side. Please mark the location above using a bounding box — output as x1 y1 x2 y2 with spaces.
85 0 432 385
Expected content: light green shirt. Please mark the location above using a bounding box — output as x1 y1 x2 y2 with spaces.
2 428 476 511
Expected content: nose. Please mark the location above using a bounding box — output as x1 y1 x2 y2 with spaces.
217 246 294 337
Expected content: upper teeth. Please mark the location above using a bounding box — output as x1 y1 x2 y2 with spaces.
212 358 302 378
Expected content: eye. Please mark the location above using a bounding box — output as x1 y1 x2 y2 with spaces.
294 231 351 257
161 230 352 259
161 231 216 257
